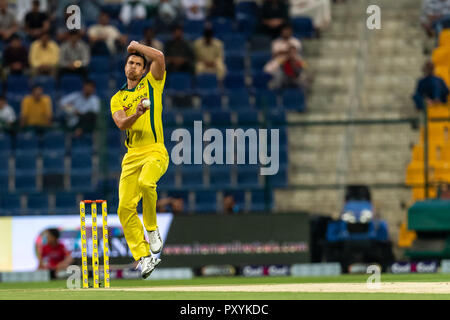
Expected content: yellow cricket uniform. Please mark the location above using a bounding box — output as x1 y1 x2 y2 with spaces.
110 70 169 261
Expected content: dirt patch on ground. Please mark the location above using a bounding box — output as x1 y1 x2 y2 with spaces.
108 282 450 294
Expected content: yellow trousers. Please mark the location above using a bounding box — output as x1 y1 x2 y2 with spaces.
117 143 169 261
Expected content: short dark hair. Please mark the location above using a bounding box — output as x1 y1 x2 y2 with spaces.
125 52 147 69
47 228 60 239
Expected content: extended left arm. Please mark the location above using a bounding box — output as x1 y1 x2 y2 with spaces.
127 41 165 80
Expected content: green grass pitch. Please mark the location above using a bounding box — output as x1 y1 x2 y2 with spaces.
1 273 450 300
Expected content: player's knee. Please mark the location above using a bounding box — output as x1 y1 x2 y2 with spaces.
117 203 134 217
138 178 157 191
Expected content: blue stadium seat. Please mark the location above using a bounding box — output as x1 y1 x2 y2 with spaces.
166 72 193 93
226 88 252 110
0 173 9 192
42 131 66 154
223 35 247 55
0 154 9 176
106 130 124 151
266 109 286 125
110 18 127 33
181 166 204 188
251 189 272 211
235 1 259 18
183 19 205 39
71 133 93 154
0 133 12 153
236 109 259 125
162 110 178 127
90 74 110 99
201 93 222 109
15 173 37 192
194 190 218 213
281 89 306 111
89 56 110 74
225 54 245 73
43 152 65 174
251 72 272 90
59 75 83 95
70 171 93 191
54 192 78 214
237 166 261 188
180 110 204 126
208 110 232 126
223 72 246 90
0 194 22 215
236 16 257 38
267 164 288 187
195 73 219 95
71 152 92 174
158 166 176 189
255 90 278 109
6 74 29 94
5 93 23 115
249 35 271 52
32 76 56 95
16 132 39 155
208 165 232 188
15 154 37 174
212 17 234 38
128 19 155 36
27 194 49 214
250 51 271 73
292 16 315 38
102 4 122 20
107 149 124 173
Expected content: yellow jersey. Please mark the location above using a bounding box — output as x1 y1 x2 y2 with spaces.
110 71 166 148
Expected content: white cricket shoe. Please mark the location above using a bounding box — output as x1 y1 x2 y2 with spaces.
137 256 161 279
148 227 163 254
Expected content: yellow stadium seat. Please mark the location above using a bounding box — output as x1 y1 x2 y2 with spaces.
427 104 450 119
412 186 437 200
432 46 450 68
435 65 450 87
398 221 417 248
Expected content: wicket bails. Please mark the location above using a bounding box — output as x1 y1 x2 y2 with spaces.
79 200 110 288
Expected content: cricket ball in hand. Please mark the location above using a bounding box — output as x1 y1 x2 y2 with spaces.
142 98 151 108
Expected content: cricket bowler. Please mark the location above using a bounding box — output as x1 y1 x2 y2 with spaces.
110 40 168 279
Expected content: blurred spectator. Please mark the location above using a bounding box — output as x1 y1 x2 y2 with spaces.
208 0 235 19
260 0 289 38
439 183 450 199
119 0 149 26
421 0 450 37
165 25 195 73
3 34 29 75
88 11 126 55
181 0 207 21
141 27 164 52
0 0 19 41
59 80 100 136
24 0 51 41
193 25 226 80
0 95 17 132
59 30 90 78
29 32 60 76
156 0 181 30
289 0 331 30
271 24 302 59
264 44 307 90
37 228 73 278
20 85 53 130
15 0 48 22
156 197 185 214
413 61 449 111
223 194 240 214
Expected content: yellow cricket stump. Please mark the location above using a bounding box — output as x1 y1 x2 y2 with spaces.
80 200 110 289
79 201 89 289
